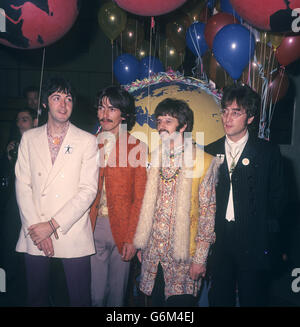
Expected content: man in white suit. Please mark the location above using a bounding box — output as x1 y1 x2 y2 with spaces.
15 77 98 306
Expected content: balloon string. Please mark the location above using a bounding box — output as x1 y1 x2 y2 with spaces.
135 20 138 57
37 47 46 126
112 40 114 84
189 24 207 80
270 67 285 122
147 16 155 144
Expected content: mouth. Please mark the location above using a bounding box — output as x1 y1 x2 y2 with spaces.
159 129 169 135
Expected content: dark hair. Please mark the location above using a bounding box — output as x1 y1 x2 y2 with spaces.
17 108 37 121
96 86 136 131
23 85 39 98
154 98 194 133
41 76 76 108
221 84 261 118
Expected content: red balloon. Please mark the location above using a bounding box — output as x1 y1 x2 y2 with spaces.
275 35 300 66
230 0 299 32
204 12 238 49
115 0 187 16
0 0 80 49
268 70 289 103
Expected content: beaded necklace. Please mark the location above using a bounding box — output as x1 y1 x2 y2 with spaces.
160 146 184 184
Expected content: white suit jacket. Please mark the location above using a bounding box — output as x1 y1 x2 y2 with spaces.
15 123 99 258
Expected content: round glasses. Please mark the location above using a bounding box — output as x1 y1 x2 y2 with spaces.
220 108 247 120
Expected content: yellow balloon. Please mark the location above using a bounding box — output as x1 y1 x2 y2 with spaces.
158 38 184 71
269 33 284 50
98 1 127 41
129 79 224 151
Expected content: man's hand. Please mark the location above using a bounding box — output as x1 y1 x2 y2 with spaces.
37 237 54 257
122 243 136 262
6 141 16 161
189 262 206 281
137 250 142 263
27 222 53 245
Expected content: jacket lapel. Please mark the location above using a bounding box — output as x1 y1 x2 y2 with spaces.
31 125 52 179
43 123 78 190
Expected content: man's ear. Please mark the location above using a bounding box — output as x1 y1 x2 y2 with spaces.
33 118 38 127
179 123 187 133
247 116 254 125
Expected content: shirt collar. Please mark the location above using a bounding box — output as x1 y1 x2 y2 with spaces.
226 130 249 148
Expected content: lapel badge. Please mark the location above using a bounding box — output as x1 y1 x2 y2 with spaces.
242 158 250 166
64 145 73 154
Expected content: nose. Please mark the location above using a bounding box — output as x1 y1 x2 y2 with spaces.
222 111 233 123
103 108 109 119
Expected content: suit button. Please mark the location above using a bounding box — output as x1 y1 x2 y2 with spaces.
38 173 42 176
41 213 45 216
41 194 46 197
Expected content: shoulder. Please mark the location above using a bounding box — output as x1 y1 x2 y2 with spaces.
70 123 96 142
204 137 225 156
23 125 45 138
250 135 280 154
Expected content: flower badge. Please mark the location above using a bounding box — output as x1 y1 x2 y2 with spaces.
64 145 73 154
242 158 250 166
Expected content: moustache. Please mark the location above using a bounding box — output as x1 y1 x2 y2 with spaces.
100 118 113 123
159 129 169 135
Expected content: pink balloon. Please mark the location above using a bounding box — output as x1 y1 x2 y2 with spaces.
115 0 187 16
275 35 300 66
230 0 299 32
204 12 238 49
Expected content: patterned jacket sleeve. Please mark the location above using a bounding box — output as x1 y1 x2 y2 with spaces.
193 157 220 264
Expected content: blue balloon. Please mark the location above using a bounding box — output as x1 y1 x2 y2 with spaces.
212 24 255 80
113 54 140 85
207 0 216 10
186 22 208 58
139 56 164 80
220 0 241 21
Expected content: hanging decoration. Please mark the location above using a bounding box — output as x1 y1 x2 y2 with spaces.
212 24 256 80
115 0 188 16
139 56 164 80
0 0 80 49
98 1 127 42
204 12 238 49
166 14 191 54
113 53 140 85
117 18 145 53
230 0 300 32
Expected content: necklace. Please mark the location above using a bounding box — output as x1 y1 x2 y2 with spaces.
159 167 181 184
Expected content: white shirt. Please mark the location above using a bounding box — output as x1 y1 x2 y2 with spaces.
225 131 249 221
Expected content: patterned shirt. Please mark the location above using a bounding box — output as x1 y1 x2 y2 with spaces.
139 166 202 299
47 122 69 164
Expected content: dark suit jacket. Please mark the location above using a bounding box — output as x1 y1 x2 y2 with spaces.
205 134 286 270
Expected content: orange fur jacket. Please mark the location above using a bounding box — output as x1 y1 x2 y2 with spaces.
89 131 147 254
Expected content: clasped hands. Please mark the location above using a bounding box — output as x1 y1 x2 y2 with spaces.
27 222 55 257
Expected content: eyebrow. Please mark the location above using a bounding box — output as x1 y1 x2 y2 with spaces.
222 107 242 111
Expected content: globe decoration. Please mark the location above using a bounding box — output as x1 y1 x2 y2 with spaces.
0 0 80 49
230 0 299 32
124 72 224 151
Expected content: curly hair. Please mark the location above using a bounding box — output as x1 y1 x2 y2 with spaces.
96 86 136 131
